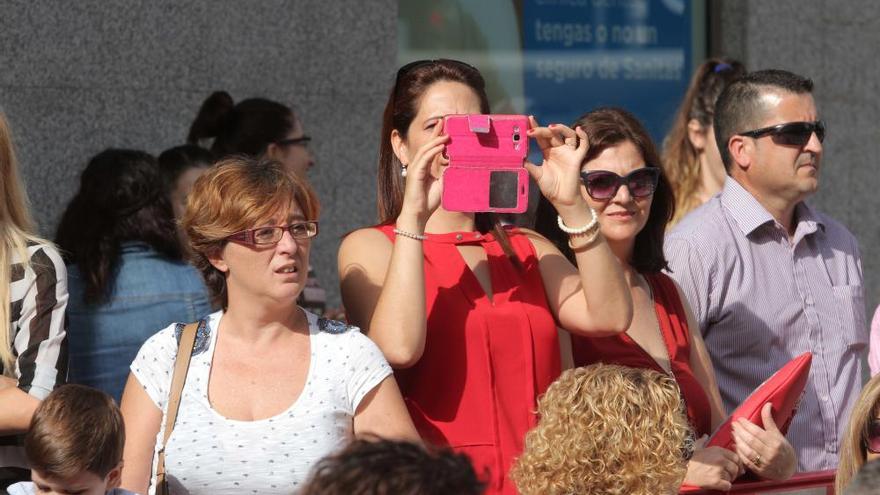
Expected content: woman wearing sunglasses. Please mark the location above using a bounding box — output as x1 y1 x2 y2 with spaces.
837 374 880 493
338 60 633 494
120 157 417 495
535 107 796 491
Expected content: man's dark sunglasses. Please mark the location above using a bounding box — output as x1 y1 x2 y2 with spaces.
276 136 312 147
738 120 825 146
580 167 661 201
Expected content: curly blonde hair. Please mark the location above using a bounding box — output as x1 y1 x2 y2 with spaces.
511 364 691 495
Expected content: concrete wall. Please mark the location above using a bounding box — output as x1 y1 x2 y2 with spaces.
0 0 396 307
713 0 880 314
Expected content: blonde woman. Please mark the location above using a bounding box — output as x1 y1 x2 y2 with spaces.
0 112 68 490
837 374 880 493
511 364 691 495
661 58 745 225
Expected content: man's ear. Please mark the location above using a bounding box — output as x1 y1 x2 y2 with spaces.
687 119 707 152
728 135 752 172
207 247 228 273
106 461 123 489
390 130 409 166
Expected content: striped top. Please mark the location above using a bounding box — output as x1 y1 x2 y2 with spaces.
665 178 866 472
1 242 68 471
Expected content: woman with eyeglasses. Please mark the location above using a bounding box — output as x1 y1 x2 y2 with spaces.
338 60 633 494
836 374 880 493
119 157 417 495
661 57 745 226
535 107 796 491
188 91 329 317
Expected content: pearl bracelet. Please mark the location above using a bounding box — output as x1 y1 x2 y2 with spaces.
556 206 599 235
393 228 426 241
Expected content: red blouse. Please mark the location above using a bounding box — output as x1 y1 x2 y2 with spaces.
571 272 713 437
376 224 560 495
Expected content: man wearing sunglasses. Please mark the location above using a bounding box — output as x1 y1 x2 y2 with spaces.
665 69 866 474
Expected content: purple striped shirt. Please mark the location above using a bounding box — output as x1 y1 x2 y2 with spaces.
665 178 867 472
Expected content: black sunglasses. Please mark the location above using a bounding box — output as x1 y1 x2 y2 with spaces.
738 120 825 146
276 136 311 147
866 419 880 454
580 168 661 201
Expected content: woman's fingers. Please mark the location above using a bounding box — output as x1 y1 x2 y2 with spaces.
408 136 449 175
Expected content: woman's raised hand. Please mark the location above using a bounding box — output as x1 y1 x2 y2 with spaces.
525 116 590 214
398 119 449 229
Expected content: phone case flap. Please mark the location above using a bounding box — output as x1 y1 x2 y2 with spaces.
444 114 528 166
468 114 490 133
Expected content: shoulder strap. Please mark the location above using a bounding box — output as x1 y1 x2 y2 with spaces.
155 321 200 492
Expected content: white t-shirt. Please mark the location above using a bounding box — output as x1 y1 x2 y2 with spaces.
130 310 392 495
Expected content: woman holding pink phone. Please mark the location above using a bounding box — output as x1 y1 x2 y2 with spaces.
337 59 633 494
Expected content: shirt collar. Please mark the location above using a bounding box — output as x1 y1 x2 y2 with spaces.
719 178 825 238
720 178 775 235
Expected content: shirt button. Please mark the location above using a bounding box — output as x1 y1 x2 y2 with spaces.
805 296 814 305
455 234 463 241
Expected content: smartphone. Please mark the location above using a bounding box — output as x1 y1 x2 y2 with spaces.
441 114 529 214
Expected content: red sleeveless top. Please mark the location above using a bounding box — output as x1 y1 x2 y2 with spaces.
571 272 712 437
376 224 560 495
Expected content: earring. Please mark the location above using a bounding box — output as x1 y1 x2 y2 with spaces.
401 165 408 178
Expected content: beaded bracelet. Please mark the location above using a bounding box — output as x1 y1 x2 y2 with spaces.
393 228 426 241
556 206 599 235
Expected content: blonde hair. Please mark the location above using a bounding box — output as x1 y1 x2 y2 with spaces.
661 58 745 226
0 112 48 373
837 374 880 493
181 156 320 308
511 364 690 495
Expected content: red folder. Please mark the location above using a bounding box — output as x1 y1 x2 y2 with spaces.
680 353 812 493
705 352 812 450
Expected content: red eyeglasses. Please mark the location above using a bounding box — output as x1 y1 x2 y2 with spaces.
226 222 319 246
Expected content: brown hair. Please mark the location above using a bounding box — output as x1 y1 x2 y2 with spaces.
511 364 690 495
181 156 320 308
187 91 297 159
378 59 518 264
534 107 674 273
25 384 124 478
300 438 485 495
661 58 745 224
837 374 880 493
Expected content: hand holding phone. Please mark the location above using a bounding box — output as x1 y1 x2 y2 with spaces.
441 114 530 214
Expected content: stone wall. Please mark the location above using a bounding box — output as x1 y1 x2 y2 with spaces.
0 0 397 307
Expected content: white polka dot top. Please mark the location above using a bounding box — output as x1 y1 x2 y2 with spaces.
130 310 392 495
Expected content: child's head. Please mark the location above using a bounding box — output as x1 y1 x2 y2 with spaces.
24 384 125 495
300 438 485 495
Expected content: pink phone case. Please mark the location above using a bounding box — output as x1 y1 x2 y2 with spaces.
441 114 529 214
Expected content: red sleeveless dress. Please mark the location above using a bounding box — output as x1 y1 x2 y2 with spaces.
376 224 560 495
571 272 712 437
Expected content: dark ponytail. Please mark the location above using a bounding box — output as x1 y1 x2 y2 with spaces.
187 91 235 146
187 91 296 159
